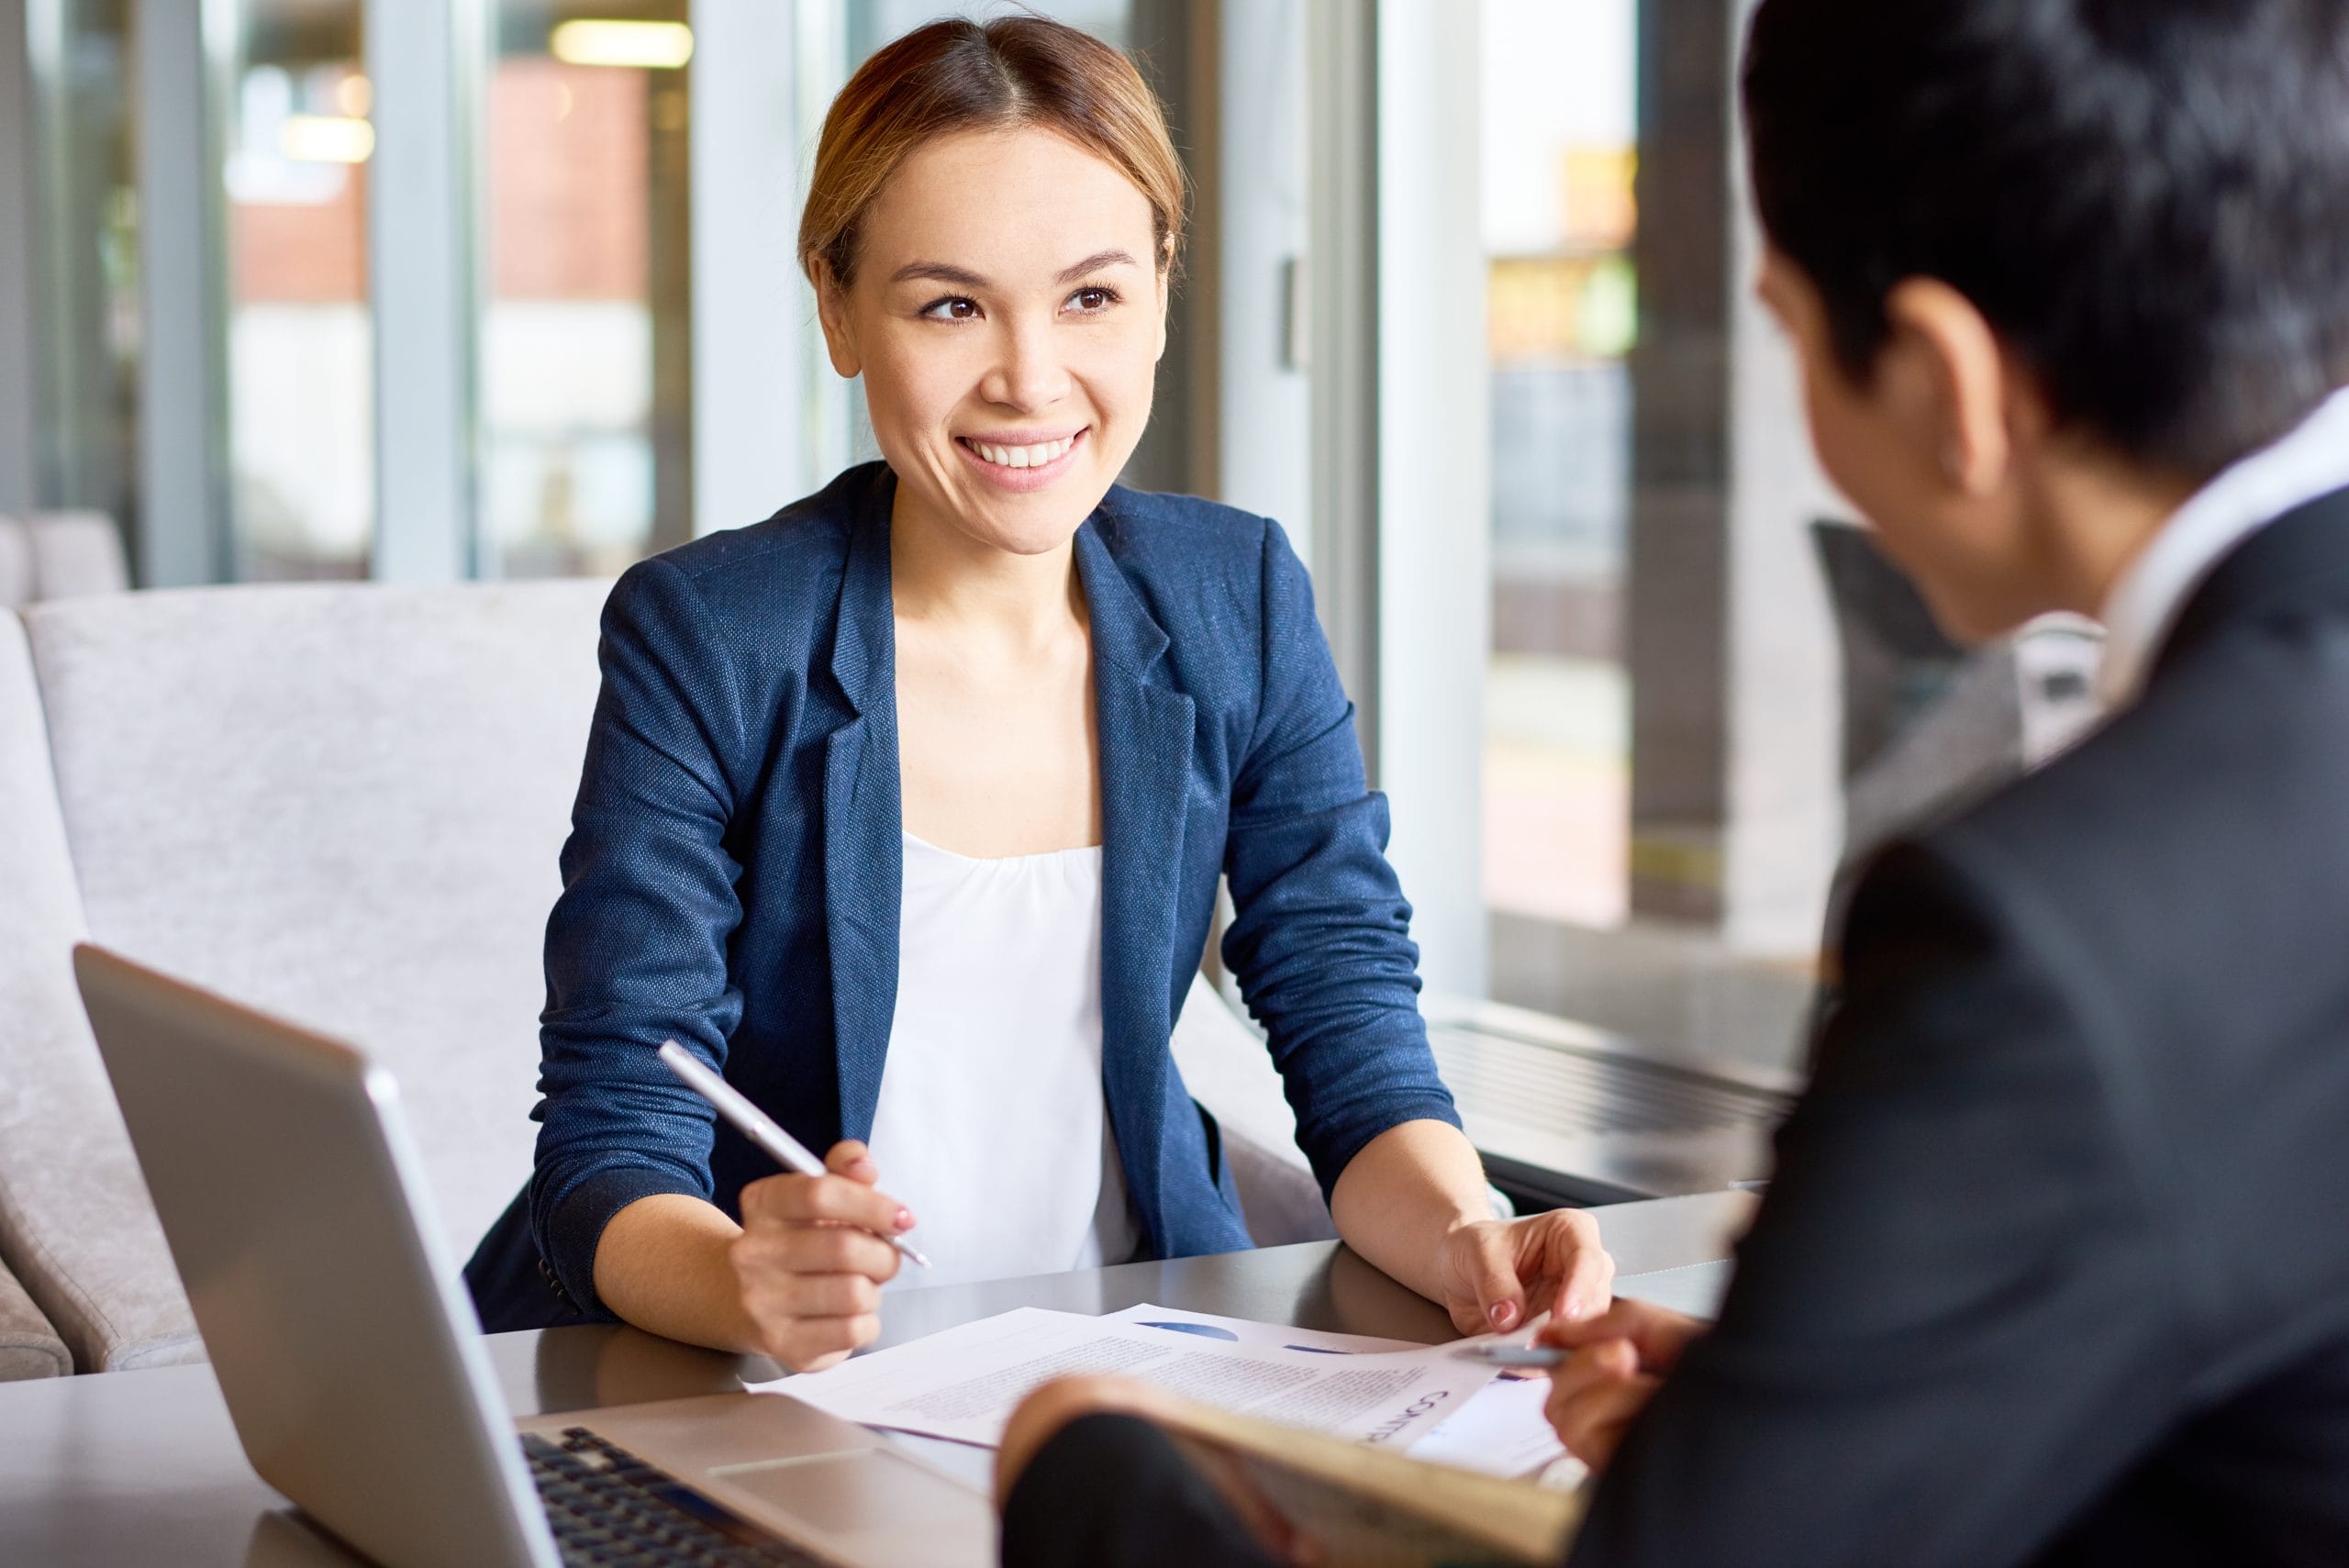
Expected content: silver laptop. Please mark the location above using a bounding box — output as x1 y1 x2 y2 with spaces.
73 944 993 1568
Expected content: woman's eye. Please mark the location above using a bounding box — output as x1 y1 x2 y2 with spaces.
1066 286 1119 313
920 296 980 321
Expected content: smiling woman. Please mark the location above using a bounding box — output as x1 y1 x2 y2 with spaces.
464 13 1612 1374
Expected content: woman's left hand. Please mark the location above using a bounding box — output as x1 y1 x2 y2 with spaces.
1431 1208 1615 1335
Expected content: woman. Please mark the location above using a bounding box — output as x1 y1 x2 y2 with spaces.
465 15 1609 1372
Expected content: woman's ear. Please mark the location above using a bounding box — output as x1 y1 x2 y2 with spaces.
1154 239 1175 363
1882 278 2012 498
813 260 863 379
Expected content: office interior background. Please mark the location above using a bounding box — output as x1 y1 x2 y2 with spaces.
0 0 2043 1079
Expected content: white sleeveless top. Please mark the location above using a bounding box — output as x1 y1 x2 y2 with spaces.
865 831 1141 1289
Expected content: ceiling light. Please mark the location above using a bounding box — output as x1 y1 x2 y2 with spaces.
549 19 695 70
278 115 374 165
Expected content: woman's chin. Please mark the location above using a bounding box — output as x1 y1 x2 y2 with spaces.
972 513 1094 558
939 482 1112 556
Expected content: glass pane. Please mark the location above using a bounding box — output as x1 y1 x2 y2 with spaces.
1480 0 1638 930
28 1 140 537
1473 0 1828 1071
485 1 692 579
224 0 373 581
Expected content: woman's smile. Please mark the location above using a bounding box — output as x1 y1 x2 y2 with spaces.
954 428 1089 491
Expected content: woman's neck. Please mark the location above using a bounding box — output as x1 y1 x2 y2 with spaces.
888 486 1086 649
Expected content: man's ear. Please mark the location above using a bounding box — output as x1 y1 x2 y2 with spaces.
1882 278 2012 498
813 260 863 379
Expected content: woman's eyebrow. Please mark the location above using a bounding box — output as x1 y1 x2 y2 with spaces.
1056 248 1139 282
887 250 1139 289
890 261 989 287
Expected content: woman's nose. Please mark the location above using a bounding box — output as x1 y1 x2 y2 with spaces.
981 318 1072 412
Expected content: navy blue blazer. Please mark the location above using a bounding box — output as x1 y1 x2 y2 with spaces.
468 464 1460 1324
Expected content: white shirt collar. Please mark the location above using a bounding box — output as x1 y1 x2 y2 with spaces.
2098 384 2349 708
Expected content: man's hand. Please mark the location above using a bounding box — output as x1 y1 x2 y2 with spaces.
996 1376 1187 1507
1538 1297 1706 1471
997 1377 1308 1562
1433 1208 1615 1335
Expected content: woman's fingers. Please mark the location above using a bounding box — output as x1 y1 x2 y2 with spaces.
1444 1220 1534 1334
730 1169 908 1371
762 1313 883 1374
735 1210 903 1283
1439 1208 1618 1335
744 1268 882 1320
1520 1207 1613 1324
741 1168 915 1242
825 1139 883 1185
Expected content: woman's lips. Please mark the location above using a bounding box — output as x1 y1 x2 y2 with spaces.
954 428 1087 492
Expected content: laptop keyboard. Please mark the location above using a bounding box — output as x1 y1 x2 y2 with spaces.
525 1428 839 1567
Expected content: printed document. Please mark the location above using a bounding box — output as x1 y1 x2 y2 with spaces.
753 1305 1504 1451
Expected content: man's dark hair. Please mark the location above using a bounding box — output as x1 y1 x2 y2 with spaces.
1742 0 2349 480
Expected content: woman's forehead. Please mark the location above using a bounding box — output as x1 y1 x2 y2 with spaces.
857 127 1157 283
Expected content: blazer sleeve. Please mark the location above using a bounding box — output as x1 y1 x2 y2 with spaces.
1565 835 2191 1568
528 557 751 1312
1219 520 1462 1200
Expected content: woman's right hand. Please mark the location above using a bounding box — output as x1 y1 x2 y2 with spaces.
729 1140 913 1373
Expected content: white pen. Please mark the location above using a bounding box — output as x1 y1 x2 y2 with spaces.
656 1040 932 1270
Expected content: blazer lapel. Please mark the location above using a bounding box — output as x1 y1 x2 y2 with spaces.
824 473 902 1142
1077 521 1195 1243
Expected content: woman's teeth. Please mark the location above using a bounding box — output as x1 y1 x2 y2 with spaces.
964 434 1076 470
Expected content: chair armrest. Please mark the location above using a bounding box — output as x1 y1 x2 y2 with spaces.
1169 973 1338 1246
0 1254 70 1379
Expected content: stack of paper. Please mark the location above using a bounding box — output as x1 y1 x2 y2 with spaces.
751 1302 1507 1453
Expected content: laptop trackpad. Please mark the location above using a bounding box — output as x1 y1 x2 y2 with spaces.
711 1448 978 1539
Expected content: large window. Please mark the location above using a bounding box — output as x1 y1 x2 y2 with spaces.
20 0 140 539
486 2 694 579
1480 0 1638 932
1462 0 1834 1066
224 0 373 580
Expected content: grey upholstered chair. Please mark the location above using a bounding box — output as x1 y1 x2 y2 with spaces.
0 581 607 1372
0 615 97 1377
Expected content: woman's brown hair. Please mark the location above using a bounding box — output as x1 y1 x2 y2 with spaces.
797 15 1186 290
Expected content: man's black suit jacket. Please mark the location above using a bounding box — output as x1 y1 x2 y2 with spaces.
1002 488 2349 1568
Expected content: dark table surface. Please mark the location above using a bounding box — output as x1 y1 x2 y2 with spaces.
0 1190 1753 1568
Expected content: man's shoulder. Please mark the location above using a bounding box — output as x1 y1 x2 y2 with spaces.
1948 602 2349 875
1889 606 2349 1053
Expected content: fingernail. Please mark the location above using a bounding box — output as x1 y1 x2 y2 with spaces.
894 1208 915 1231
1488 1301 1519 1331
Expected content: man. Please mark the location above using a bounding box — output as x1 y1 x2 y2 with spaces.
988 1 2349 1562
